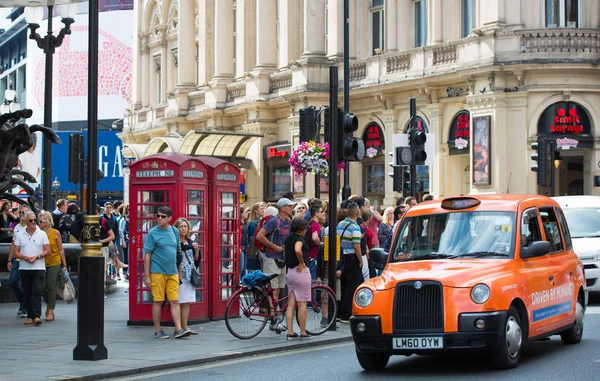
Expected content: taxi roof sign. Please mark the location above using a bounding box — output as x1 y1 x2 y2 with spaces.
441 197 481 210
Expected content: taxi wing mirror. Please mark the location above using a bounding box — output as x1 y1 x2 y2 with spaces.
521 241 551 259
369 248 388 270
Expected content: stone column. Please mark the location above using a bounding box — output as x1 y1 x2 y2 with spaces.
255 0 277 69
140 33 149 108
302 0 326 58
160 41 167 103
430 0 443 45
327 0 343 60
207 0 234 107
177 0 196 86
213 0 234 79
385 0 397 52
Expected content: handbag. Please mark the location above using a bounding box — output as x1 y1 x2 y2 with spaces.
182 237 201 288
56 270 75 303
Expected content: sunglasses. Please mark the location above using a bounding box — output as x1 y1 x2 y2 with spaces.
157 214 168 219
28 219 37 223
19 211 25 215
38 220 47 224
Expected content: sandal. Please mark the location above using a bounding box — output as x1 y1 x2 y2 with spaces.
45 313 54 322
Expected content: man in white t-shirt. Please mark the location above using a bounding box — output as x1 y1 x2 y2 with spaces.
14 211 50 326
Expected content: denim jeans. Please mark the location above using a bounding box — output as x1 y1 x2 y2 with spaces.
308 258 317 280
8 258 24 309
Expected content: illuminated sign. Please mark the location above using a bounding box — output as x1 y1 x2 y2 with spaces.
268 147 289 158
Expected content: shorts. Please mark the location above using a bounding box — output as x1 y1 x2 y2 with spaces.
150 273 180 302
260 254 286 289
101 246 110 263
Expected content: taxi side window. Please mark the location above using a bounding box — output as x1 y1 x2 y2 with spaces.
521 208 542 248
555 207 573 250
539 207 564 253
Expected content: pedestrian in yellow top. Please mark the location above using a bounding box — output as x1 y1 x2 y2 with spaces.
38 211 67 322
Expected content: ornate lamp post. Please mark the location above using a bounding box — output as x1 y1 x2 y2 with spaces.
52 176 60 206
24 4 77 211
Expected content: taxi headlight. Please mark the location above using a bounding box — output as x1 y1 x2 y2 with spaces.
355 288 374 308
471 284 491 304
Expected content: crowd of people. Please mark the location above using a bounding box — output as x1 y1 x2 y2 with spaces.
238 191 432 339
4 192 432 339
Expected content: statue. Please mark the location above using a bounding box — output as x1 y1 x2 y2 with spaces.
0 109 61 211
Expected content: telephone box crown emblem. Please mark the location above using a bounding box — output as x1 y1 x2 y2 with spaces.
151 161 159 169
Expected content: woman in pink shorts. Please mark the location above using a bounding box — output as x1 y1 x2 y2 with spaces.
283 218 312 340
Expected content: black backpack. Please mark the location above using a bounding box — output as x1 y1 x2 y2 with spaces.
58 214 76 243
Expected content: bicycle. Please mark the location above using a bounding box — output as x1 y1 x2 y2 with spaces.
225 273 338 339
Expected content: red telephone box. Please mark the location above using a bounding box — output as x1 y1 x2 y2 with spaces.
128 153 209 325
202 157 241 319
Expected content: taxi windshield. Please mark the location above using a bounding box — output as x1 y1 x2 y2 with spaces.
390 211 516 262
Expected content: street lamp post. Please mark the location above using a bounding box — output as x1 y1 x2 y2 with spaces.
24 4 77 211
52 177 60 207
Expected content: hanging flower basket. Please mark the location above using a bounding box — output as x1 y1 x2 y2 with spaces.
289 141 346 177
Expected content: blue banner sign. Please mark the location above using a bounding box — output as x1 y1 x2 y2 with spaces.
53 131 124 192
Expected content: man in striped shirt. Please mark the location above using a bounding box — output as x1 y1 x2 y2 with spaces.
336 202 363 322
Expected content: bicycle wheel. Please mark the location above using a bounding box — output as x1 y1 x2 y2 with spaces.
225 288 270 339
301 285 337 336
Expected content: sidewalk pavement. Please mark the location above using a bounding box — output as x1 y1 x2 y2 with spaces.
0 282 352 381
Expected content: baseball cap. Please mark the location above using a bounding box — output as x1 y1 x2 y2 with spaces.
277 198 296 208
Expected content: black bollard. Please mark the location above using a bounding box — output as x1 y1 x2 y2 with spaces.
73 215 108 360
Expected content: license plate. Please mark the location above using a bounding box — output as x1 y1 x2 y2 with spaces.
393 336 444 349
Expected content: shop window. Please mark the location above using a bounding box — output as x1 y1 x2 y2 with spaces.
266 165 291 200
413 0 428 47
364 163 385 194
545 0 579 28
371 0 385 55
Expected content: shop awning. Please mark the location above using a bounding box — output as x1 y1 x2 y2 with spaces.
144 136 183 156
121 144 147 159
179 131 262 159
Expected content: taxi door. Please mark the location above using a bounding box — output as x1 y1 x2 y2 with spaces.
537 206 576 331
519 207 560 338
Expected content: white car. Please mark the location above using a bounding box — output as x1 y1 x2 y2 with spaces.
553 196 600 293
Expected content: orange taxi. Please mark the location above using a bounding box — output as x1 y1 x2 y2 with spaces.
351 195 587 370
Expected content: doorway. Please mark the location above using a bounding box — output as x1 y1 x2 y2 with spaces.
555 152 584 196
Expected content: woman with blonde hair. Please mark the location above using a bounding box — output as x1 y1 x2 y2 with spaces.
38 210 67 322
378 207 395 253
174 217 199 335
293 202 308 218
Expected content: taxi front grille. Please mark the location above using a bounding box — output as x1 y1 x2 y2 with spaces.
393 281 443 332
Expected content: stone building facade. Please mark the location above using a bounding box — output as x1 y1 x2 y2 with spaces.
123 0 600 207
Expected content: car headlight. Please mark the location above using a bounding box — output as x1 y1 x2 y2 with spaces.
471 284 490 304
355 288 374 308
595 250 600 261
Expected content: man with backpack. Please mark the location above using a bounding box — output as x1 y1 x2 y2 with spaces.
255 198 294 313
307 204 325 280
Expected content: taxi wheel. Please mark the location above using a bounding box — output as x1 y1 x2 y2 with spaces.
355 348 390 371
491 306 522 370
560 297 584 345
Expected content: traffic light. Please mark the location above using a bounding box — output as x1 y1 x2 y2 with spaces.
388 150 403 193
339 111 365 161
531 140 547 186
299 106 317 143
68 133 83 183
410 129 427 165
402 166 411 197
